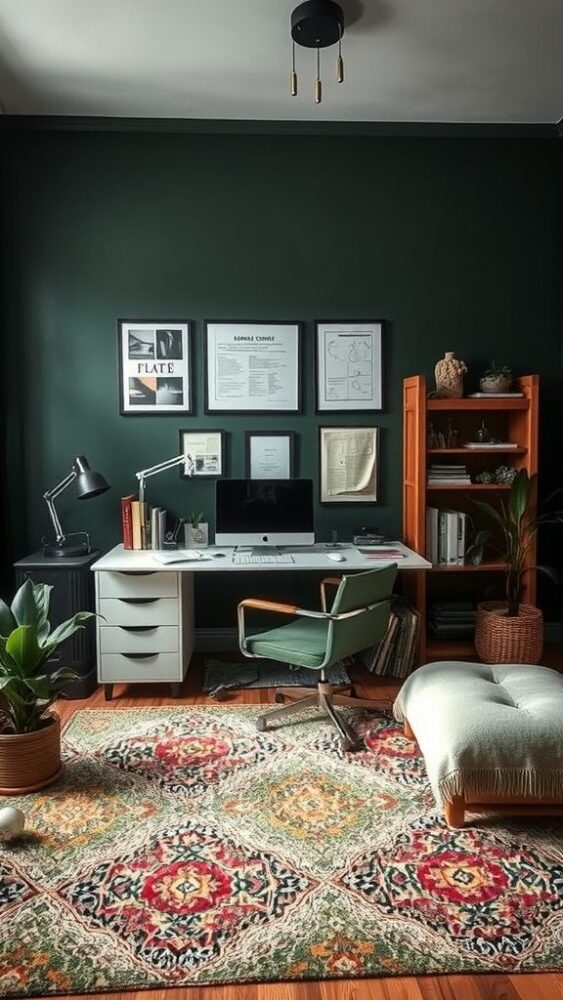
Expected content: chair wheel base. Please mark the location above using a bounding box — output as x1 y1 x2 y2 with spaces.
256 717 268 732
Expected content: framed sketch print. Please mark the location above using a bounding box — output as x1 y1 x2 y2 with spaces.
205 321 302 413
315 320 384 412
245 431 295 479
118 319 193 415
319 426 379 503
179 429 226 478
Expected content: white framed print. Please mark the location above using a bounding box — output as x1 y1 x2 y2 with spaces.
179 429 226 478
245 431 295 479
118 319 193 415
205 321 302 413
319 426 379 503
315 320 384 412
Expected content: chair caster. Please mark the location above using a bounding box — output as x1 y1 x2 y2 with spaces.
256 717 268 732
274 693 285 704
340 738 364 753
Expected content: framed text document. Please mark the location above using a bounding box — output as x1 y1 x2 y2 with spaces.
245 431 295 479
315 320 384 412
205 321 301 413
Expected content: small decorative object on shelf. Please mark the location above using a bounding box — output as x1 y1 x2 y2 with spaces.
494 465 518 485
476 419 490 444
480 361 513 394
446 418 458 448
434 352 468 399
184 511 209 548
428 422 439 449
474 470 495 484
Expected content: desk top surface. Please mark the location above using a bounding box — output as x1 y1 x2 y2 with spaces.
92 542 431 573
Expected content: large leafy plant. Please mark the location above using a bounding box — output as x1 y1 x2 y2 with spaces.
469 470 562 617
0 580 93 734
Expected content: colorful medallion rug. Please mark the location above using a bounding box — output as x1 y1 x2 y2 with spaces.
1 706 562 997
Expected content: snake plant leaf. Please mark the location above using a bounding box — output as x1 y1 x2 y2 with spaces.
23 675 51 700
6 626 44 674
43 612 94 651
11 580 43 629
0 599 16 638
509 469 531 525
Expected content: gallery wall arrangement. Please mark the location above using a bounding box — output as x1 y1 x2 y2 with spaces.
1 123 562 624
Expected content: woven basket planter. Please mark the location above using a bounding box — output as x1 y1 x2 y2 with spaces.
475 602 544 664
0 714 63 795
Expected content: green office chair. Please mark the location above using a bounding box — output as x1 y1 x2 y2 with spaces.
238 565 397 751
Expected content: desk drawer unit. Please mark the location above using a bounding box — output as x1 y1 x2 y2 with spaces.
95 569 194 700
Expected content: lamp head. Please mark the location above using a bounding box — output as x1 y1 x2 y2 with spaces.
73 456 110 499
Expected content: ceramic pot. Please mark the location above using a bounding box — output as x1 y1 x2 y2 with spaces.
0 714 63 795
475 601 543 664
434 352 468 398
479 374 512 393
185 523 209 548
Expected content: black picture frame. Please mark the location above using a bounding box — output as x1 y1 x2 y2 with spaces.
204 320 303 414
245 431 296 479
178 428 227 479
315 319 385 414
118 318 194 416
318 425 380 504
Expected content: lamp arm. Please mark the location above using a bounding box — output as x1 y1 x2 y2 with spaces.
43 469 78 543
136 453 194 502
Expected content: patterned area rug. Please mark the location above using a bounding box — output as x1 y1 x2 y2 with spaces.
1 706 562 997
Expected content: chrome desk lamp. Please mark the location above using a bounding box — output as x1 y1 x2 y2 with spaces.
135 452 194 504
43 455 110 558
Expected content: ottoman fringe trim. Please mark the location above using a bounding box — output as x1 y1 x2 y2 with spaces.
439 768 563 803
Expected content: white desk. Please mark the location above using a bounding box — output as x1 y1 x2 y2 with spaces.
92 542 430 698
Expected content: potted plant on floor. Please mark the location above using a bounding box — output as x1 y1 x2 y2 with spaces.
469 470 562 663
0 579 93 794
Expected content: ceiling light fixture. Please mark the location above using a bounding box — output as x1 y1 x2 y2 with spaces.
290 0 345 104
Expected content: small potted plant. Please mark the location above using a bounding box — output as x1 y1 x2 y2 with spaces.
468 470 562 663
0 580 93 794
479 361 513 394
184 511 209 548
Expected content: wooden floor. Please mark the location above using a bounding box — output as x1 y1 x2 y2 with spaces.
51 651 563 1000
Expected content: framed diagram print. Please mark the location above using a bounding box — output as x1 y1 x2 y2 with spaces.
316 320 384 412
179 429 226 478
245 431 295 479
205 321 302 413
319 426 379 503
118 319 193 415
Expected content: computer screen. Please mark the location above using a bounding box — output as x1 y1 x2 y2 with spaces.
215 479 315 547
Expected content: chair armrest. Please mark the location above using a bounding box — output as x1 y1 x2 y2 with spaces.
320 577 341 613
238 598 299 615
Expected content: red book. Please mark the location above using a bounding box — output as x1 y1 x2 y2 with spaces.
121 494 136 549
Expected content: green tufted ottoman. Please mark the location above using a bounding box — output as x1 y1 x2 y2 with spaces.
393 660 563 827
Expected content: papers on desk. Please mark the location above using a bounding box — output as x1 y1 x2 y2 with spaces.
152 550 212 564
359 548 405 559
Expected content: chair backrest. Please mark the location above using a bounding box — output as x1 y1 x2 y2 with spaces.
324 565 397 666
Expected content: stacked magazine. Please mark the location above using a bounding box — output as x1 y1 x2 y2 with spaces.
427 463 471 485
359 597 420 678
428 600 476 641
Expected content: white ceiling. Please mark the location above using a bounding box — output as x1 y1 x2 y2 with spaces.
0 0 562 123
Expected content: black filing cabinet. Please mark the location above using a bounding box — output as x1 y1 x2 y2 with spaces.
14 550 99 698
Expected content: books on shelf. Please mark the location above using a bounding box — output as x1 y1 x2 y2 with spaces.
463 441 518 449
467 392 523 398
360 597 420 678
427 463 471 485
120 496 183 551
426 507 467 565
429 600 476 640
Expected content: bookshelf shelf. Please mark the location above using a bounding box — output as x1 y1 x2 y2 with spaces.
403 374 538 664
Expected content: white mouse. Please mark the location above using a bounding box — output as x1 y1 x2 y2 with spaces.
327 552 346 562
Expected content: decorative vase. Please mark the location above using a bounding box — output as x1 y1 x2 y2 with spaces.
184 522 209 548
434 352 468 399
0 714 63 795
474 601 543 664
479 375 512 394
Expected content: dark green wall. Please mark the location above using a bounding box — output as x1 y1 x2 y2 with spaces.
2 127 562 624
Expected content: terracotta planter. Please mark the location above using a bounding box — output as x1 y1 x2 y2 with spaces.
475 602 543 664
479 375 512 394
0 714 63 795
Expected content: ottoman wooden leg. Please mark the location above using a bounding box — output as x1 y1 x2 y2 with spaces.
403 719 415 740
445 797 465 828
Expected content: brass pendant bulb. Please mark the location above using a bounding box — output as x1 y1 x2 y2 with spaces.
289 0 345 104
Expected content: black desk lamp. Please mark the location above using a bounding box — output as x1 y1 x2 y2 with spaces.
42 455 110 558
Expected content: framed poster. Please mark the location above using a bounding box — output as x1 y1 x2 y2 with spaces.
319 426 379 503
118 319 193 415
205 321 302 413
315 320 384 412
245 431 295 479
179 429 226 478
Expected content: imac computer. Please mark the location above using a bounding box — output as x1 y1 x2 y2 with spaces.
215 479 315 547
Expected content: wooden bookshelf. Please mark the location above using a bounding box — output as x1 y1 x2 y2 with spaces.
403 375 539 663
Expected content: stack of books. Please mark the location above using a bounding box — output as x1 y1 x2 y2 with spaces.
427 463 471 485
426 507 468 565
428 600 476 641
121 495 182 551
360 598 420 678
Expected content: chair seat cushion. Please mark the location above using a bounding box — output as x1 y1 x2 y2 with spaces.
244 618 329 669
393 661 563 805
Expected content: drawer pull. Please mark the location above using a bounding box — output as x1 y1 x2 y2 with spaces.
119 626 158 633
118 598 159 605
122 653 158 660
118 571 157 577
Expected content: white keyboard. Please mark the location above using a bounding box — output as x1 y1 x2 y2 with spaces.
232 552 295 565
